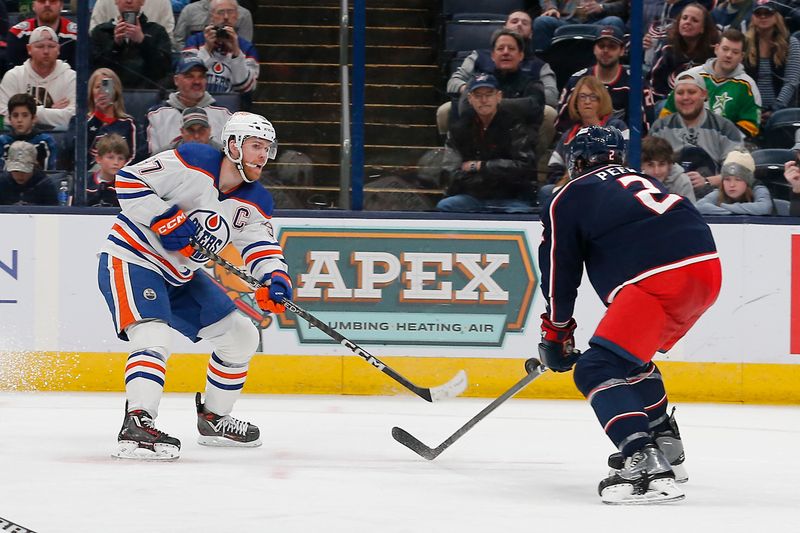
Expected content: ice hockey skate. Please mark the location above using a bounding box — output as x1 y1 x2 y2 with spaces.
112 406 181 461
195 393 262 447
599 444 684 505
607 409 688 483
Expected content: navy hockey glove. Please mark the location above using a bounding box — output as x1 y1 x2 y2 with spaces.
256 271 293 314
150 205 198 257
539 313 580 372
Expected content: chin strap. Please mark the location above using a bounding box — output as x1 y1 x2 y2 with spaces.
235 160 253 183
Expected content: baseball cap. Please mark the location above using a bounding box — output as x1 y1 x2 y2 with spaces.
467 73 499 93
594 26 625 45
182 106 210 128
6 141 37 173
175 56 208 74
753 0 777 13
28 26 58 45
674 69 707 91
721 150 756 187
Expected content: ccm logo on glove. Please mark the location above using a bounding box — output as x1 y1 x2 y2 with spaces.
150 206 198 257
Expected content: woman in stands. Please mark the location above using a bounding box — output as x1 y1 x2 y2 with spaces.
649 3 719 101
86 68 138 171
697 149 774 215
743 1 800 125
538 76 627 206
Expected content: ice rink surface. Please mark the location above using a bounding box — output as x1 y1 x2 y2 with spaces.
0 392 798 533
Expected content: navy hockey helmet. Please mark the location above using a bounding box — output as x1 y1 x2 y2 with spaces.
567 125 627 179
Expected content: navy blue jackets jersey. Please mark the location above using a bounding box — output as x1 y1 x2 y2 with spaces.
539 164 718 324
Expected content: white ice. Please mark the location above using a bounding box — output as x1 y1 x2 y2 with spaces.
0 392 798 533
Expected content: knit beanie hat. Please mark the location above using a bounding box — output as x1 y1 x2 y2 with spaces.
721 150 755 187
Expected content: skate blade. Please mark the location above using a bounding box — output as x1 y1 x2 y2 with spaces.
197 435 262 448
602 478 685 505
112 441 180 461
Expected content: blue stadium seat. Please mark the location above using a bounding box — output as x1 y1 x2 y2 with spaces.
551 24 600 45
444 20 503 53
48 131 75 171
210 93 241 114
540 25 599 90
448 50 473 76
762 108 800 149
752 148 794 201
442 0 524 19
123 90 164 124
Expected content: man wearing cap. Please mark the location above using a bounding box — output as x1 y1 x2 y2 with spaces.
0 141 58 205
182 0 259 101
164 106 224 152
660 28 761 137
144 57 233 155
90 0 173 90
697 149 774 215
0 26 76 130
533 0 627 53
651 69 745 198
437 73 537 213
6 0 77 68
556 26 655 134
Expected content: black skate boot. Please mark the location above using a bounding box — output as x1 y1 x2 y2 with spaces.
607 408 688 483
113 404 181 461
599 444 684 505
195 393 262 447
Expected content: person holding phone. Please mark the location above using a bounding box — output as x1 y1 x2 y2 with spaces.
182 0 259 102
89 0 173 90
87 68 138 170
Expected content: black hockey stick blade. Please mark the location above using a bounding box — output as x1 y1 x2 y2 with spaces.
392 359 547 460
191 240 468 402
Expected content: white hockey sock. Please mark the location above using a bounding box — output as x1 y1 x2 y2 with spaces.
204 352 249 416
125 349 167 417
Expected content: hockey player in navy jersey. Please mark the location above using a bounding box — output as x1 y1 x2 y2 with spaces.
538 125 721 504
97 112 292 460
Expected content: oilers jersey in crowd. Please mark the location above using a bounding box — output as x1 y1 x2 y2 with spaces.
539 164 719 324
101 143 287 287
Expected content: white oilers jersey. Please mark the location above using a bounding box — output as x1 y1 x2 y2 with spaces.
101 143 287 286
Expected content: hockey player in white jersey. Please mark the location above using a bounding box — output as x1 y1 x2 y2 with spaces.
97 112 292 460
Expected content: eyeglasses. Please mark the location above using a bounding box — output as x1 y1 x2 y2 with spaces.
577 93 600 102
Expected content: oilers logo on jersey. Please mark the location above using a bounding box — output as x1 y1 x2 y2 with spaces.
190 209 231 262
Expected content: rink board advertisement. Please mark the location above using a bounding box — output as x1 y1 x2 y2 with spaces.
0 213 799 403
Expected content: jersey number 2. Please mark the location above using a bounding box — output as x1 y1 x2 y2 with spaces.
617 176 681 215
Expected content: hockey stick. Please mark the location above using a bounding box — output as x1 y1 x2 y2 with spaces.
392 358 547 459
191 240 468 402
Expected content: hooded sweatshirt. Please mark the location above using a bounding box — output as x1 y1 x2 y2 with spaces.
660 58 762 137
0 59 76 130
661 163 697 204
144 91 231 155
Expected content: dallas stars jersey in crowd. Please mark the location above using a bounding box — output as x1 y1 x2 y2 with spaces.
539 164 718 324
101 143 287 286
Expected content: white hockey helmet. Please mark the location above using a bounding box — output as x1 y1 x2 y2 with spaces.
221 111 278 163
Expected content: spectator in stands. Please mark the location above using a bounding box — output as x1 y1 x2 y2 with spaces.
546 76 628 186
441 12 558 151
712 0 754 32
87 68 137 168
174 0 253 50
782 132 800 216
145 56 232 154
182 0 259 99
86 133 129 207
659 28 762 138
0 93 57 170
90 0 173 90
744 1 800 125
641 135 697 203
437 74 537 213
649 3 720 102
0 26 75 130
7 0 77 68
164 106 224 151
556 26 655 135
90 0 175 45
533 0 628 53
458 30 546 133
650 70 745 198
697 149 774 214
0 140 57 205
